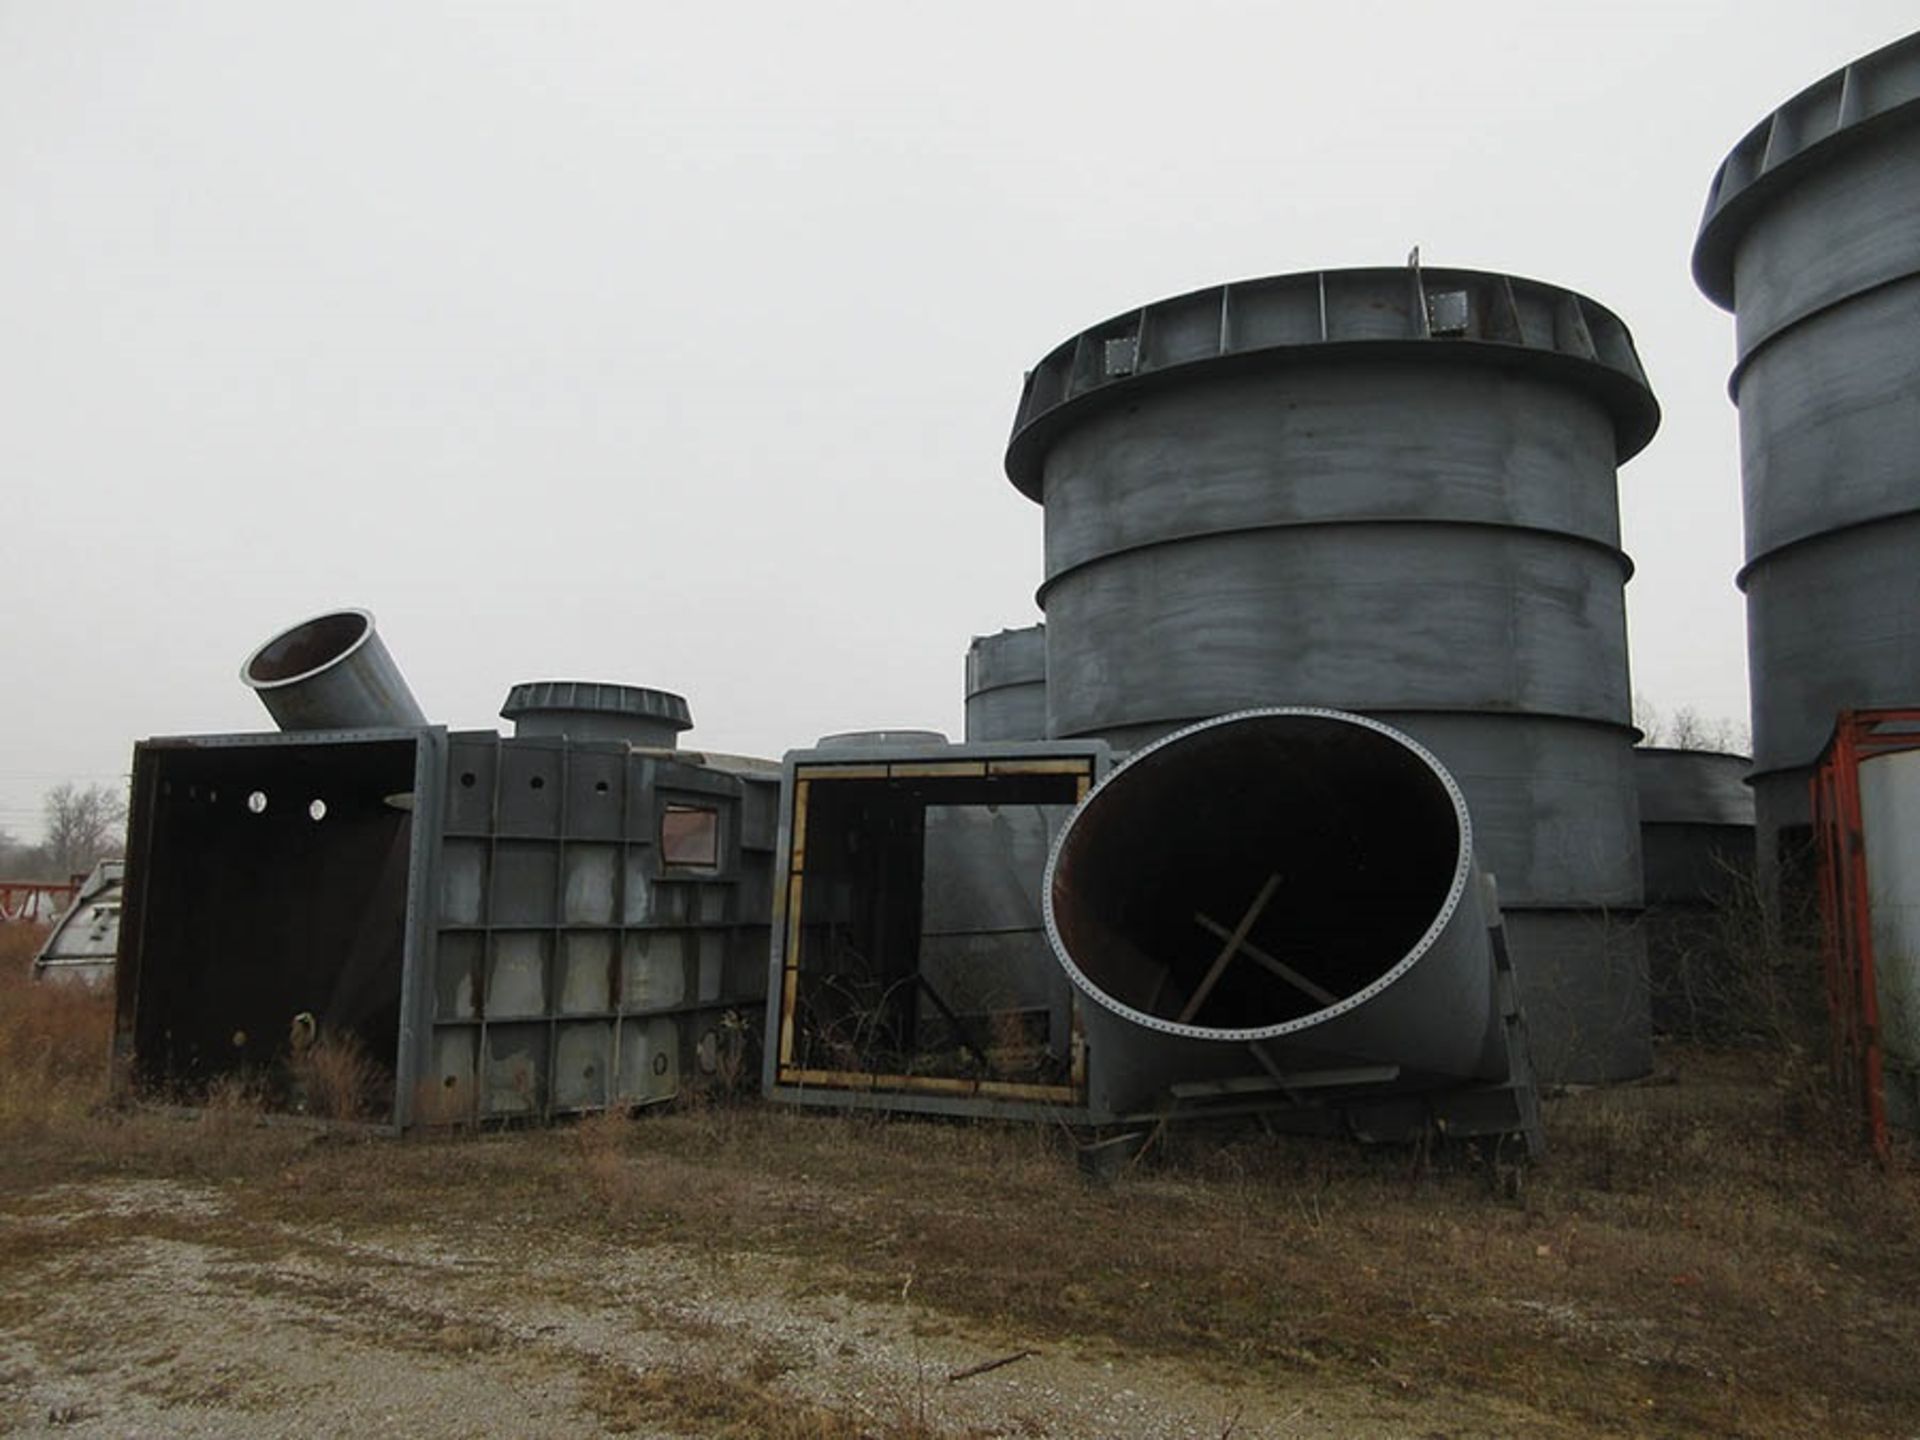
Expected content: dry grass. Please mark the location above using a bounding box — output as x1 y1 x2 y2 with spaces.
0 924 112 1135
582 1361 963 1439
4 925 1920 1437
286 1028 385 1121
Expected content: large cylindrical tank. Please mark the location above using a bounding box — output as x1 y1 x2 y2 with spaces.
1047 708 1503 1117
1692 30 1920 879
1635 748 1756 1036
241 608 427 731
501 680 692 749
964 625 1047 743
1007 265 1660 1081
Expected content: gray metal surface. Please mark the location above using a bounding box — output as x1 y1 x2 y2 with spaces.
428 731 774 1122
815 730 949 748
1693 31 1920 869
1044 709 1507 1119
763 737 1111 1122
114 722 776 1128
30 860 123 986
964 625 1047 743
241 609 428 732
1634 749 1756 1039
501 680 692 749
1007 265 1656 1081
1635 747 1754 913
1007 267 1658 496
921 802 1074 1054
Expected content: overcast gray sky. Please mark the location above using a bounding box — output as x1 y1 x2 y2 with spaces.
2 2 1911 843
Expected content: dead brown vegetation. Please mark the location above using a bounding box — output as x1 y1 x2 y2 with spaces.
3 927 1919 1437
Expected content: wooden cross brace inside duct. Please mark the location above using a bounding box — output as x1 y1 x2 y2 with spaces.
1182 874 1339 1024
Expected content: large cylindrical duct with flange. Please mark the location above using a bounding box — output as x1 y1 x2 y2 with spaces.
1046 709 1502 1118
1692 29 1920 888
241 608 427 731
964 625 1047 743
1636 748 1755 1036
501 681 692 749
1007 266 1659 1082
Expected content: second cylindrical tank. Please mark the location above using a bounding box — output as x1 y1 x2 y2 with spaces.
1006 265 1660 1081
965 625 1047 743
1693 30 1920 884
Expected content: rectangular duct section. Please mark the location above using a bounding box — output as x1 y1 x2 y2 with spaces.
115 727 776 1127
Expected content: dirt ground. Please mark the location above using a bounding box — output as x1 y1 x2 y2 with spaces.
0 1172 1547 1440
2 941 1918 1439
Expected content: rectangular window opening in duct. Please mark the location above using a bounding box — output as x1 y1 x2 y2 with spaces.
661 803 720 869
776 762 1092 1102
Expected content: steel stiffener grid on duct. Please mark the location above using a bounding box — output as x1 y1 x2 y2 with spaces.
114 726 774 1128
424 731 772 1125
1812 707 1920 1163
764 741 1108 1121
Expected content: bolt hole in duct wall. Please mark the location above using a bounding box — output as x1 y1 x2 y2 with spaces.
1006 266 1659 1082
1692 29 1920 889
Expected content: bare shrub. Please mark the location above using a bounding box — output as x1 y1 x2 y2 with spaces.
0 924 112 1133
287 1028 385 1121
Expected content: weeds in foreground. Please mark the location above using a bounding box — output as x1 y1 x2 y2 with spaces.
582 1360 967 1439
6 911 1920 1437
286 1027 385 1122
0 925 111 1134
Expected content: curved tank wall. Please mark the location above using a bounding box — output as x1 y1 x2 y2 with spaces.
1635 748 1756 1036
965 625 1047 743
1693 29 1920 877
1006 265 1659 1082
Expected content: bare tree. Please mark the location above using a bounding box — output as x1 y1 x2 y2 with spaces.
1633 696 1750 754
1633 692 1664 746
1667 706 1750 755
43 782 128 879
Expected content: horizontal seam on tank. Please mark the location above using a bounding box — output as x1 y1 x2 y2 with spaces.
1058 707 1639 740
1006 341 1660 497
1641 818 1756 831
966 678 1046 698
1736 503 1920 587
1035 517 1633 600
1726 265 1920 400
1496 902 1647 916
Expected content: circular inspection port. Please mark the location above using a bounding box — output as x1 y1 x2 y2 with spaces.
241 610 373 690
1046 708 1472 1039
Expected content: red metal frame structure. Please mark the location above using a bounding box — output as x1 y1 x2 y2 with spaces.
0 880 80 925
1811 708 1920 1163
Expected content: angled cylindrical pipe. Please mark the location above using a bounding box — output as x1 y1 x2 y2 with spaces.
1046 708 1503 1116
241 608 427 732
